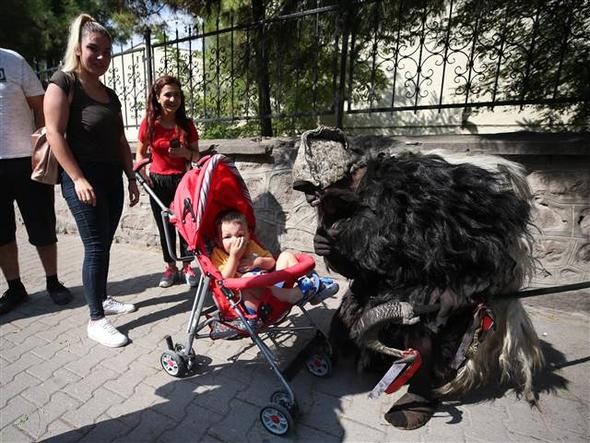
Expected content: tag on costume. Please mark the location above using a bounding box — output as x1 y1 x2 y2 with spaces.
368 349 422 399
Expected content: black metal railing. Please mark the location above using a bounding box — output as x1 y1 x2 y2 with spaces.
36 0 589 137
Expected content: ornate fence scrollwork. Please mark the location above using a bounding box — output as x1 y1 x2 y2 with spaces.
36 0 590 135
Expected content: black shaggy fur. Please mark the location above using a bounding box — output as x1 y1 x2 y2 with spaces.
312 151 535 381
323 152 531 304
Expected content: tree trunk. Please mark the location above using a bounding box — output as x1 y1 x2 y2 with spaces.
251 0 273 136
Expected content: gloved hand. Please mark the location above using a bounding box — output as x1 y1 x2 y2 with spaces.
313 227 360 279
313 228 333 256
428 288 470 333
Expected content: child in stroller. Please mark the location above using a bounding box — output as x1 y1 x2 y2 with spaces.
134 153 339 436
212 209 339 318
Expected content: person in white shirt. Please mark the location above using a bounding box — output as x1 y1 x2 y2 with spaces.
0 47 72 315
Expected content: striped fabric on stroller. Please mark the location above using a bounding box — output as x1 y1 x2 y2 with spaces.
134 153 334 436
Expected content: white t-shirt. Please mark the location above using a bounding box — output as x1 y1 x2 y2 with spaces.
0 48 45 159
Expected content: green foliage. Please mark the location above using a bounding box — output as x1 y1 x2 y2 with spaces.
0 0 142 65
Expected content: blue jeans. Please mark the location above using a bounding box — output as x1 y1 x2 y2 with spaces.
61 163 124 320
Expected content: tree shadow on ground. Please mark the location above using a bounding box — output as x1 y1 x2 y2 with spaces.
437 339 573 426
38 304 584 442
0 272 162 323
41 303 353 442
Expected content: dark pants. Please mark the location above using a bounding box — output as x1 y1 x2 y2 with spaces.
0 157 57 246
61 163 123 320
149 172 189 264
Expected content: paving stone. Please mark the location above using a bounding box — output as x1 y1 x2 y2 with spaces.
61 387 125 428
207 398 259 441
338 416 387 442
191 375 246 416
153 378 201 421
112 408 178 442
106 382 169 426
64 345 124 378
298 390 346 437
0 424 34 443
103 366 159 399
2 230 589 443
0 395 37 430
0 371 40 409
0 335 49 362
1 352 44 384
41 418 88 442
62 366 119 402
98 342 154 375
30 336 69 361
75 414 134 442
16 391 81 440
157 401 224 442
26 348 79 381
2 318 52 346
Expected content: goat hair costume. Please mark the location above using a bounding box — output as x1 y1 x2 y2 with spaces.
292 127 544 405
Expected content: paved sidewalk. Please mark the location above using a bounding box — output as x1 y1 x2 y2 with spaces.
1 230 589 442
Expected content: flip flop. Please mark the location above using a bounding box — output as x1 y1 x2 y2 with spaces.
309 277 339 304
296 272 321 306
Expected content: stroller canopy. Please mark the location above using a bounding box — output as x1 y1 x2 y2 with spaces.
170 154 256 252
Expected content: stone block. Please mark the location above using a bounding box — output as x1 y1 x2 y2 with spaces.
534 238 572 267
575 207 590 237
532 199 573 236
528 170 590 203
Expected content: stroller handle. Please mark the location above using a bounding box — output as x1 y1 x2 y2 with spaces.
222 254 316 290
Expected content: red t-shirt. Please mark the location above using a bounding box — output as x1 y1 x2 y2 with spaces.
138 118 199 175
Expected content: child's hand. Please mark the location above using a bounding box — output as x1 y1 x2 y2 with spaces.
229 236 247 259
238 254 258 273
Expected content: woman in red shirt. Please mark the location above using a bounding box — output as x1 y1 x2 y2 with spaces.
136 75 200 288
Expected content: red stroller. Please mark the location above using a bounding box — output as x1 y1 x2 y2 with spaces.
134 154 334 436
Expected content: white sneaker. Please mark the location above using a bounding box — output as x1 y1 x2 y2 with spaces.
87 318 128 347
102 296 137 315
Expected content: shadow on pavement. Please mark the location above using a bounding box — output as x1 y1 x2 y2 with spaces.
41 305 352 442
0 272 162 323
449 339 570 408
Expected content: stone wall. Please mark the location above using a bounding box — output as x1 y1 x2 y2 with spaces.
53 133 589 286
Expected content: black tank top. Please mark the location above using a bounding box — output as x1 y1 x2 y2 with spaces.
49 70 123 165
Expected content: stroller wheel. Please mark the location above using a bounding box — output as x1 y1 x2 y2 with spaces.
305 352 332 377
270 390 299 415
160 350 187 377
260 403 294 436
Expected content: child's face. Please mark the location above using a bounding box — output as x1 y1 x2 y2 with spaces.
218 220 249 254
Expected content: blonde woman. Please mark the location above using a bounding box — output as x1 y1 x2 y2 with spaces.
44 13 140 347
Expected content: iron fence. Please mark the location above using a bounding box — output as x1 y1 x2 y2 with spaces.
37 0 589 136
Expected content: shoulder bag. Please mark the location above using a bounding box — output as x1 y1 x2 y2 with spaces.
31 127 58 184
31 72 75 185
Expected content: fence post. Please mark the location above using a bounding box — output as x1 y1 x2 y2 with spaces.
335 0 352 129
144 27 153 98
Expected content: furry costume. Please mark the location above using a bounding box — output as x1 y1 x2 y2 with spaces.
292 127 544 428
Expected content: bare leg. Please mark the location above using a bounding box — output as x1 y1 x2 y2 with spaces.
36 243 57 277
0 241 28 314
275 251 298 270
0 241 20 281
269 286 302 304
243 289 265 312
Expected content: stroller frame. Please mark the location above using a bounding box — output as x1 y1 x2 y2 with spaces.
134 155 333 436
